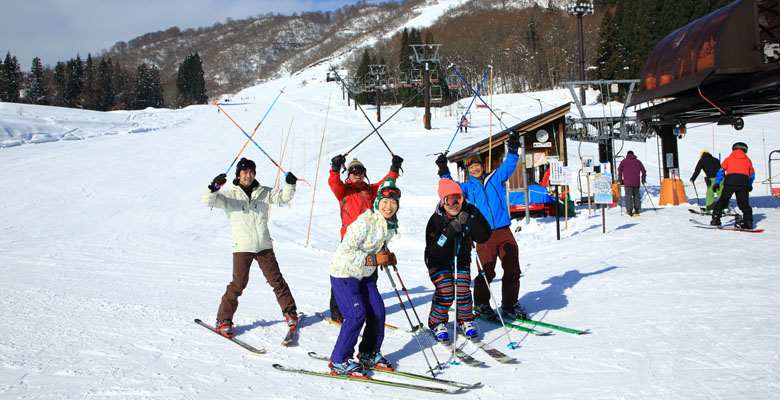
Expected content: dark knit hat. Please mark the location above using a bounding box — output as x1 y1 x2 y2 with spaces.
732 142 748 153
236 157 256 177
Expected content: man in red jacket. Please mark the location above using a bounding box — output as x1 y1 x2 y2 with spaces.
327 154 403 321
708 142 755 229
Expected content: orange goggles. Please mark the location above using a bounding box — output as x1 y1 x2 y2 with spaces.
379 186 401 200
463 154 482 168
443 194 463 206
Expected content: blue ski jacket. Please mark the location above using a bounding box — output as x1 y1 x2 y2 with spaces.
440 151 519 230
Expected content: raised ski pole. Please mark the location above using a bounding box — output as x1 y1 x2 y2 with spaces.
474 250 519 349
381 265 439 377
391 265 442 369
444 68 491 154
215 101 311 188
352 100 396 156
451 66 512 132
214 87 285 184
344 90 422 157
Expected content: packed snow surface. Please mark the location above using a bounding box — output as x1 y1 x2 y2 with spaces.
2 63 780 399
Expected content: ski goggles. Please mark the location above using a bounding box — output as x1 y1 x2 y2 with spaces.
348 165 366 176
442 194 463 206
463 154 482 168
378 186 401 200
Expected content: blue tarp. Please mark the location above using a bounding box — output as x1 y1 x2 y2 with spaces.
509 184 556 205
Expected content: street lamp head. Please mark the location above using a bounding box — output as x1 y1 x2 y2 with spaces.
567 1 594 16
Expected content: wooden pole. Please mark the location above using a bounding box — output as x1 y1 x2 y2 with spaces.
275 117 294 192
306 95 332 245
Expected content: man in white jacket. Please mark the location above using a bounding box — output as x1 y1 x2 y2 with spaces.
202 157 299 338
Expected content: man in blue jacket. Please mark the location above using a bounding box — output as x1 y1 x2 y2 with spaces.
435 132 528 321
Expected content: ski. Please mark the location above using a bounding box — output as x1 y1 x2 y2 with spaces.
689 219 763 233
466 338 517 363
282 313 304 346
503 316 590 335
194 318 267 354
475 315 553 336
314 311 399 331
688 208 735 217
421 328 485 368
306 351 480 389
272 363 464 394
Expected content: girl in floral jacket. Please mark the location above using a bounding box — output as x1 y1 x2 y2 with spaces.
328 177 400 377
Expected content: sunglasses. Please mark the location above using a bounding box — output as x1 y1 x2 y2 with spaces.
348 166 366 176
379 186 401 199
443 194 463 206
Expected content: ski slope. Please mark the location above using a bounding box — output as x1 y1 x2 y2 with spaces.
2 62 780 399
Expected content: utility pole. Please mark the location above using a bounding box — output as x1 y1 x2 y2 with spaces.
410 44 441 130
568 1 594 106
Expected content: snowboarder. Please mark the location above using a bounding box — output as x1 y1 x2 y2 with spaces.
328 177 401 377
690 150 723 210
327 154 403 323
202 158 299 338
424 179 491 341
435 132 529 321
617 150 647 217
708 142 755 229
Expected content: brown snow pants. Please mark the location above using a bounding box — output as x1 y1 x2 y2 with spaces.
216 250 297 321
473 227 521 309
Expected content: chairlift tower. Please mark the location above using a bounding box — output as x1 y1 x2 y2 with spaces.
410 44 441 130
368 64 387 122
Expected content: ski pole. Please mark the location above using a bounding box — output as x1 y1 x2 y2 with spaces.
344 90 422 157
444 68 490 154
474 250 519 349
352 99 395 156
215 101 311 188
390 265 443 369
213 87 285 183
641 182 657 213
380 265 439 377
691 180 702 210
451 66 511 132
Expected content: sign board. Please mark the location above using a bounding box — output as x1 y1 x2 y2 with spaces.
599 162 611 175
525 154 534 168
665 153 675 168
533 142 552 148
533 152 548 167
582 156 594 173
549 161 571 186
594 173 613 204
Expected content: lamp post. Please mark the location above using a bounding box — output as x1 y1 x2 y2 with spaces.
568 1 594 106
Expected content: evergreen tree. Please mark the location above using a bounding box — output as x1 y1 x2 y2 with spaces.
113 62 133 110
81 54 99 110
52 61 67 107
97 58 115 111
65 55 84 107
176 53 208 107
26 57 50 105
354 49 371 104
134 63 164 109
1 52 23 103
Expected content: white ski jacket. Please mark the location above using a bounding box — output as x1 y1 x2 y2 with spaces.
202 181 295 253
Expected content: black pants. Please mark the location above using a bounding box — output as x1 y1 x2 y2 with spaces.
713 184 752 222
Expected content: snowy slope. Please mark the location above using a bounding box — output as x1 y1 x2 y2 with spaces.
2 65 780 399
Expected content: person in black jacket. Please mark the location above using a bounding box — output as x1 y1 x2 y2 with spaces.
424 179 491 342
689 150 723 210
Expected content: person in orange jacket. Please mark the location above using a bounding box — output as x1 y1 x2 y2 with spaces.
708 142 755 229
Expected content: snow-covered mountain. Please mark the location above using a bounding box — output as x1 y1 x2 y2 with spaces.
2 57 780 398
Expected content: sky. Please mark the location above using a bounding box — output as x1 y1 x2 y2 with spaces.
0 0 388 69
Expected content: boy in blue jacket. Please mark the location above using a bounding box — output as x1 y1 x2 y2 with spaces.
435 132 528 321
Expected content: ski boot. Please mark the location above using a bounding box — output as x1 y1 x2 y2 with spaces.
329 359 367 378
738 218 753 230
358 351 394 371
474 304 499 321
502 303 529 321
433 323 449 342
459 320 478 339
710 210 722 226
284 312 298 328
215 319 234 338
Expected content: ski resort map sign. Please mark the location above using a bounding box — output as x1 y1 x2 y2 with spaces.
593 173 613 204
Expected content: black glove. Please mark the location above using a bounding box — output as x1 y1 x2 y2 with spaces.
435 154 450 176
285 172 297 185
331 154 346 172
641 176 647 184
748 185 753 192
445 218 463 236
713 183 720 192
507 133 520 154
209 173 227 192
689 178 695 183
390 154 404 173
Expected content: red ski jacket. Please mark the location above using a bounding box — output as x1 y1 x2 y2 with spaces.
716 149 755 187
328 169 399 239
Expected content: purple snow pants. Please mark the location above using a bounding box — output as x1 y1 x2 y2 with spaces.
329 274 386 364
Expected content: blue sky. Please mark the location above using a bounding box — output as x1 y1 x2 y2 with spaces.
0 0 388 68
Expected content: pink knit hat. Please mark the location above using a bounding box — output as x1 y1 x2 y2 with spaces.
438 178 462 199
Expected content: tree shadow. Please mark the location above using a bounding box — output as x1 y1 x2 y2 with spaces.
520 266 618 314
